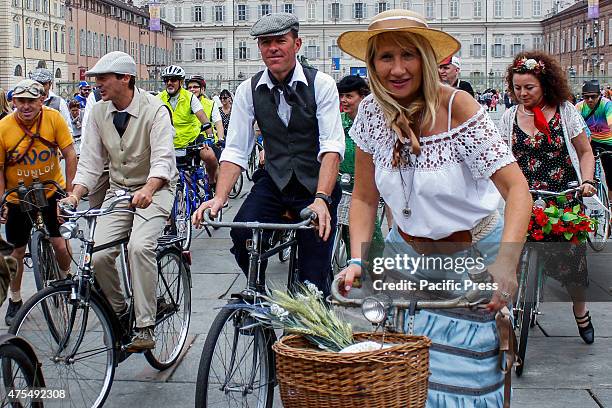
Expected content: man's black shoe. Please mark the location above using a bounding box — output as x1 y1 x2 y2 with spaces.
5 299 22 326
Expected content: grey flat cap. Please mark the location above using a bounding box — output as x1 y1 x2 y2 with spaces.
250 13 299 38
86 51 137 77
29 68 53 84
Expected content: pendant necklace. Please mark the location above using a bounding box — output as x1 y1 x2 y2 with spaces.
397 114 423 219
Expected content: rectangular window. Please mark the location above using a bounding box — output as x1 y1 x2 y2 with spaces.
449 0 458 18
34 0 39 12
54 31 58 52
194 41 203 60
174 7 182 23
470 36 484 58
60 4 65 18
425 0 434 19
14 23 20 48
328 43 341 59
492 35 504 57
175 42 182 61
284 3 293 14
534 35 543 51
513 0 522 18
473 0 482 17
532 0 541 16
92 33 97 57
215 40 224 60
160 7 165 19
494 0 503 17
34 27 40 50
194 6 202 22
27 26 32 49
238 40 249 60
259 3 271 17
42 0 48 13
329 2 341 20
512 36 523 55
307 1 316 20
599 20 605 47
237 4 248 21
61 31 65 53
214 5 224 22
402 1 411 9
305 39 320 60
377 2 388 14
353 2 365 19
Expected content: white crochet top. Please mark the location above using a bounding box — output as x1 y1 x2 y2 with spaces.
349 94 516 239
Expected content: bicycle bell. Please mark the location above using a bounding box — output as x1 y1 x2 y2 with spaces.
340 173 351 185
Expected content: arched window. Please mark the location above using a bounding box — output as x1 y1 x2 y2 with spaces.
55 68 61 78
14 64 23 77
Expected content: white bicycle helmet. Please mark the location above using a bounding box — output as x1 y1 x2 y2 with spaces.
161 65 186 79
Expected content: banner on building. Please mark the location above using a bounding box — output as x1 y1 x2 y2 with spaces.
350 67 367 77
332 57 340 71
149 2 161 31
588 0 599 19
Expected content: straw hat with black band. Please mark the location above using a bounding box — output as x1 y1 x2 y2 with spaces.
338 9 460 63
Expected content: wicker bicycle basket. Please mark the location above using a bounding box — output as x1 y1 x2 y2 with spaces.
272 332 431 408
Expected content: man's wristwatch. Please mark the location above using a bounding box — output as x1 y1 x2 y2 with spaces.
315 192 332 208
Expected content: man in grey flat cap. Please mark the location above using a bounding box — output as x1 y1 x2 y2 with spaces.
61 51 178 352
29 68 73 135
194 13 345 296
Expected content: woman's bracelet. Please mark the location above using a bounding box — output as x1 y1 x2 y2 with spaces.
581 180 597 188
347 258 364 268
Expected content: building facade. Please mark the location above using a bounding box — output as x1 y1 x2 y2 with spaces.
4 0 69 91
543 0 612 85
64 0 175 84
150 0 564 92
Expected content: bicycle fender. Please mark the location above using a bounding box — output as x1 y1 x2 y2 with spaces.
0 334 46 387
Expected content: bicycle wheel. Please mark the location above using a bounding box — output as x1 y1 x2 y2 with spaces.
171 182 192 251
145 248 192 370
515 248 538 377
9 284 116 408
331 226 348 275
228 173 244 199
0 342 44 407
246 148 257 181
587 182 610 252
31 230 62 292
195 300 276 408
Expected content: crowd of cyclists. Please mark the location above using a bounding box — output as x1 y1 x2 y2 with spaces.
0 7 610 407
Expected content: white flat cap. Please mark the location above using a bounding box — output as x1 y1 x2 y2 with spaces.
86 51 137 77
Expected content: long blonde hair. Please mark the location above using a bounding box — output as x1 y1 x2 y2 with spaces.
366 32 441 166
0 89 9 115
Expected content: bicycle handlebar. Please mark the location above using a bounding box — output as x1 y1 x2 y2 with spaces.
203 208 316 230
59 192 134 218
0 179 66 207
329 276 491 310
529 186 582 197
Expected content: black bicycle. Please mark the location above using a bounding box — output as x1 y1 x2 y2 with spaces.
9 190 192 407
194 208 316 408
0 178 67 293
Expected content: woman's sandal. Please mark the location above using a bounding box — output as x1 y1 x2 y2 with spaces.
574 310 595 344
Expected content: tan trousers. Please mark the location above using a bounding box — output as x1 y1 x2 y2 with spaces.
93 186 174 328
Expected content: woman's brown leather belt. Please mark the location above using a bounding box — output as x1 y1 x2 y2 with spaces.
398 212 500 255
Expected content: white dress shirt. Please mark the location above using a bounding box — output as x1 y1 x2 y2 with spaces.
46 90 73 136
220 61 345 170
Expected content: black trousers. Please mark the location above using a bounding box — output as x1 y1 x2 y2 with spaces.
230 170 341 295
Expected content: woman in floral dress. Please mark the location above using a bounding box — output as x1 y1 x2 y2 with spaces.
499 51 597 344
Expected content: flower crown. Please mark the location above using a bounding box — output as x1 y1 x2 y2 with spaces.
513 57 546 74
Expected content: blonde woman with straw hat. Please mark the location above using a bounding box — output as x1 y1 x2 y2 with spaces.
336 9 532 407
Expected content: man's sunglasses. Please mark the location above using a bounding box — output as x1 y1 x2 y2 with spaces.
163 77 181 83
13 85 43 97
583 94 600 100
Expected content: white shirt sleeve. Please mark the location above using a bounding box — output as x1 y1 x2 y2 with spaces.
211 100 222 123
58 97 74 137
313 72 345 161
81 92 97 143
219 79 255 170
190 94 204 115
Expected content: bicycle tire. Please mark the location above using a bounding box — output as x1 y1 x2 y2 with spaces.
515 248 538 377
0 342 44 408
246 148 257 181
145 248 192 370
229 173 244 199
9 284 116 408
331 225 348 275
587 182 610 252
31 230 62 292
171 181 192 251
195 299 276 408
